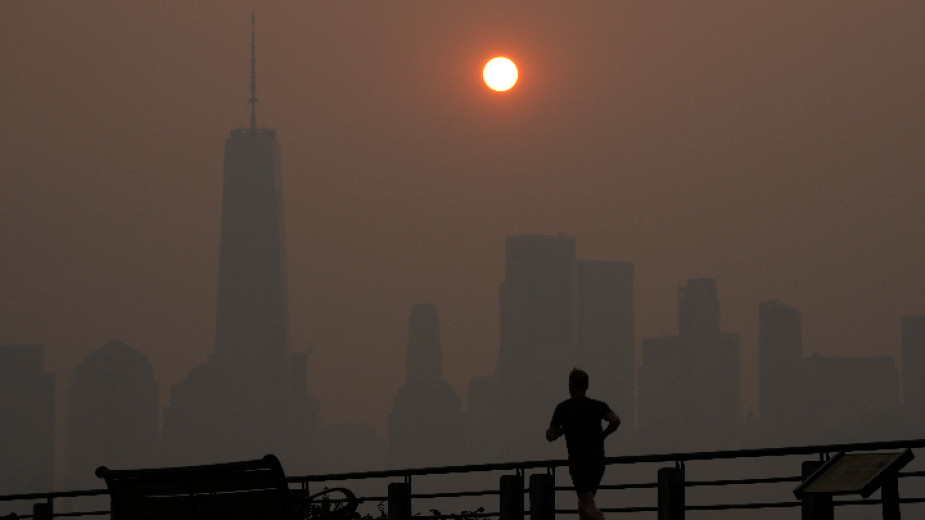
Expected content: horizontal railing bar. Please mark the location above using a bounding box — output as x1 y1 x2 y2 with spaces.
832 498 882 507
290 460 539 483
11 513 110 520
421 510 498 519
596 506 659 513
412 490 500 500
426 513 500 519
598 482 659 490
686 501 801 510
686 475 802 487
606 438 925 466
687 497 925 510
683 466 925 492
0 489 108 502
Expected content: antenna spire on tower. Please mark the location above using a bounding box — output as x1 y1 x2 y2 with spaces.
249 14 258 131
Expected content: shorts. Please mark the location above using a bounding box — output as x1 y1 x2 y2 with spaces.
568 463 605 496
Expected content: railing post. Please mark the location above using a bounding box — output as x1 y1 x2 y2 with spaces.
881 472 900 520
388 482 411 520
657 464 684 520
32 501 52 520
529 473 555 520
801 461 833 520
500 474 524 520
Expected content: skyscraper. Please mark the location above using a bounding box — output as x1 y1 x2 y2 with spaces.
571 260 635 438
466 234 637 462
0 344 54 493
499 234 576 373
638 278 739 452
214 113 287 386
163 18 316 470
496 234 576 460
678 278 721 340
388 304 465 468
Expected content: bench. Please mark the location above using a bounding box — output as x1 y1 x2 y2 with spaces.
95 455 356 520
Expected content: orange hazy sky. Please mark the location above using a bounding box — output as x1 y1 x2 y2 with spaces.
2 1 924 436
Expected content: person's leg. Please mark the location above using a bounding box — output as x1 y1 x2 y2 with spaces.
577 492 604 520
570 464 606 520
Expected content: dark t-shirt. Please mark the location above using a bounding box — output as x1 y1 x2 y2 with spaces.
549 395 613 466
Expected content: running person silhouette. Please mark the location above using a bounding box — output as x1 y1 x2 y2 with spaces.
546 368 621 520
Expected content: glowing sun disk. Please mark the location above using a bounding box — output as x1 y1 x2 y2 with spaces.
483 57 518 92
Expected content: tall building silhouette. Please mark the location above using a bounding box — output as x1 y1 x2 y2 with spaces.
496 234 576 461
0 344 54 493
65 340 158 488
467 234 635 462
388 304 465 468
901 315 925 435
638 278 739 453
571 260 635 441
757 300 802 445
678 278 720 340
163 17 316 470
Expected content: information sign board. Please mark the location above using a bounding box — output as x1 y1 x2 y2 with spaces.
794 449 914 498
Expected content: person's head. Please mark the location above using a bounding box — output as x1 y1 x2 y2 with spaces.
568 368 589 396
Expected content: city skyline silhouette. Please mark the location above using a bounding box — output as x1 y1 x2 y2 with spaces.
2 2 924 487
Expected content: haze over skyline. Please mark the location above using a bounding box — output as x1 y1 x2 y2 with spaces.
2 1 924 440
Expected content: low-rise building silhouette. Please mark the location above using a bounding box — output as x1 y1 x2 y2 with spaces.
902 315 925 436
753 300 902 446
314 422 386 473
65 340 157 488
465 375 501 463
0 344 55 493
797 353 900 443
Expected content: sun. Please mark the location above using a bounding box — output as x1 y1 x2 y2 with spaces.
483 57 518 92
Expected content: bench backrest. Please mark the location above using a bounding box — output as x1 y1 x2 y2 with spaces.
96 455 294 520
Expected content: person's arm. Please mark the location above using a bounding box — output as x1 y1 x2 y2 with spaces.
546 424 563 442
547 404 564 442
602 411 621 439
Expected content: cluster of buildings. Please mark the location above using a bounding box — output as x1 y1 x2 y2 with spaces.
3 226 923 493
388 235 636 467
389 236 925 468
2 35 318 492
3 30 924 493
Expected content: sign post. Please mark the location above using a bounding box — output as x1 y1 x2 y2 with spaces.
794 449 914 520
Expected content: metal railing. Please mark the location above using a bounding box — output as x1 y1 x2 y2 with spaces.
4 439 925 520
